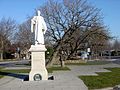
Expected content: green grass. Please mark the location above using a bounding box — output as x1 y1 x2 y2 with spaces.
79 68 120 89
0 74 4 78
2 69 31 73
66 61 110 65
0 67 4 70
0 59 17 62
0 67 4 78
0 69 31 79
15 63 31 66
47 66 70 73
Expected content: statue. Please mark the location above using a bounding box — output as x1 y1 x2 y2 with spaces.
31 10 47 45
29 10 48 81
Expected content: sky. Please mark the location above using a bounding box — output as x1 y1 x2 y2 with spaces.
90 0 120 39
0 0 120 39
0 0 47 23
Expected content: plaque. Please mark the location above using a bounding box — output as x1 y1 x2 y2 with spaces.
34 74 42 81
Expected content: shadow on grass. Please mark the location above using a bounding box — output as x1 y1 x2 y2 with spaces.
0 71 29 80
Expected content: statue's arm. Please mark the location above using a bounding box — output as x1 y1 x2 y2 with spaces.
31 19 34 33
31 17 36 33
42 18 47 34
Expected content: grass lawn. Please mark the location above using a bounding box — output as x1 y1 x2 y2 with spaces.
0 69 31 79
79 68 120 89
0 66 70 79
0 59 17 62
66 61 110 65
47 66 70 73
2 69 31 73
0 67 4 78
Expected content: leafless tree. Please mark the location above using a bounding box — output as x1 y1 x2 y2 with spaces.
15 19 33 59
39 0 110 67
84 30 109 59
112 39 120 56
113 39 120 50
0 18 17 60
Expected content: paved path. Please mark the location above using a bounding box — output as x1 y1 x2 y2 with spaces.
0 63 120 90
68 63 120 76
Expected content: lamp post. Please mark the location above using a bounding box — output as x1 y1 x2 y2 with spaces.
87 47 91 60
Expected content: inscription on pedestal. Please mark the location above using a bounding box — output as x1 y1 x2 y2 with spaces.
34 74 42 81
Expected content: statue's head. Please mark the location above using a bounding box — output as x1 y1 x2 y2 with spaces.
37 10 41 16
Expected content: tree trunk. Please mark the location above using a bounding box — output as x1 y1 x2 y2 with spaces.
0 40 3 61
0 52 3 61
60 60 65 67
46 51 58 67
46 44 61 67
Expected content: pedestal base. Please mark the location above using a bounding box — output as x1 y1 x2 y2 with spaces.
29 45 48 81
29 69 48 81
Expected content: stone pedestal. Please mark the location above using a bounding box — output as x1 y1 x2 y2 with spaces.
29 45 48 81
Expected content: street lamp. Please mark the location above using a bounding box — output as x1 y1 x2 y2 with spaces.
87 47 91 60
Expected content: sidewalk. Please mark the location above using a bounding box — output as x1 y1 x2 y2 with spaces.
0 71 88 90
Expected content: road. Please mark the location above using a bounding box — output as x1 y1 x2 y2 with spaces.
0 60 30 68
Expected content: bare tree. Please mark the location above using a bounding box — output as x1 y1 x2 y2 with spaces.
15 19 33 59
112 39 120 56
39 0 110 67
0 18 16 60
113 39 120 50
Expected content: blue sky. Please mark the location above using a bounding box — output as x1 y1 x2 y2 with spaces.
0 0 47 23
0 0 120 39
90 0 120 39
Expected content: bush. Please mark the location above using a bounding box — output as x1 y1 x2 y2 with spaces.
3 51 15 59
